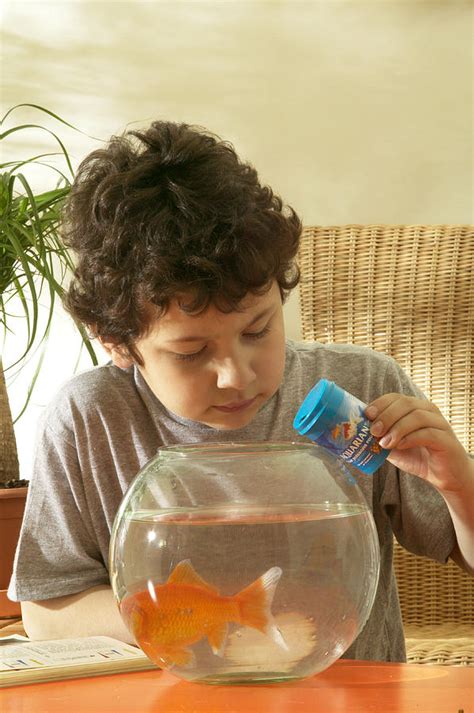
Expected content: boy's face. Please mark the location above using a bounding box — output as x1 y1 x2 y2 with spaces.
131 281 286 430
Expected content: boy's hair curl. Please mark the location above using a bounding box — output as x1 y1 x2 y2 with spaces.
62 121 302 362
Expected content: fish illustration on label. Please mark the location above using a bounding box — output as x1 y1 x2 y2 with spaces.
331 409 363 443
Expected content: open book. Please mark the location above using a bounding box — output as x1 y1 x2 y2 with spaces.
0 635 158 688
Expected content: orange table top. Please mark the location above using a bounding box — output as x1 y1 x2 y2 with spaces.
1 659 473 713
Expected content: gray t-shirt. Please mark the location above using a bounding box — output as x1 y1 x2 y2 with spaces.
9 340 455 662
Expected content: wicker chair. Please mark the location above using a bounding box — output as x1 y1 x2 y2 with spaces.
298 224 474 665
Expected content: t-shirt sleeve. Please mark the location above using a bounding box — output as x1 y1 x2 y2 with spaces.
378 356 456 564
8 419 110 602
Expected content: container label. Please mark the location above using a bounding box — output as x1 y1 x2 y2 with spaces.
314 402 385 473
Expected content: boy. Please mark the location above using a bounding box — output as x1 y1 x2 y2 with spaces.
9 121 474 663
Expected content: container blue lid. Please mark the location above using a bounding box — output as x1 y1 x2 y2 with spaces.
293 379 332 437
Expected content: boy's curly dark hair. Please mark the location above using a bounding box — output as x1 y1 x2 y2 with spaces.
62 121 302 362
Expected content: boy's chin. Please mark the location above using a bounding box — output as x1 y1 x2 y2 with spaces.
203 417 254 431
201 410 258 431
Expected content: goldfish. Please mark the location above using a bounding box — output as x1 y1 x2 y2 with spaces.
331 424 341 439
332 417 363 442
120 559 286 668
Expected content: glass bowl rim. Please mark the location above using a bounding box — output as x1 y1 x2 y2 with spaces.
156 441 319 460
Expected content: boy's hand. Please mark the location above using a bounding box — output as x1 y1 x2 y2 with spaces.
365 394 473 494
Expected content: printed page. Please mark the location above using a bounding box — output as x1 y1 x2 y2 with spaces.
0 636 147 671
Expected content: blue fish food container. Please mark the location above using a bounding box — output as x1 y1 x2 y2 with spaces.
293 379 390 475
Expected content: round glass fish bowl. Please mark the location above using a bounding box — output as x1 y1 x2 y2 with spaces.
109 443 380 684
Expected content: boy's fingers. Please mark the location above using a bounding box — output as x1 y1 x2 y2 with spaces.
394 428 450 450
365 394 441 427
364 397 449 448
378 421 450 450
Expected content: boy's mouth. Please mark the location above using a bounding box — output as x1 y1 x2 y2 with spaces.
214 397 257 413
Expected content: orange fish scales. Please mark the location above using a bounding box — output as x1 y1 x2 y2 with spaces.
146 582 239 645
120 559 286 667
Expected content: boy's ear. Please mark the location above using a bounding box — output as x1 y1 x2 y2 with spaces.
99 339 135 369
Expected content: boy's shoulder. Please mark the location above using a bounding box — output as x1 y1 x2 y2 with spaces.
284 339 403 403
41 363 139 435
286 339 394 368
53 362 135 403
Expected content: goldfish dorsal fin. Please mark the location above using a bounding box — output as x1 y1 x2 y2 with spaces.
167 559 218 594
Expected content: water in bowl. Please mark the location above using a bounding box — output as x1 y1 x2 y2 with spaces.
116 503 379 684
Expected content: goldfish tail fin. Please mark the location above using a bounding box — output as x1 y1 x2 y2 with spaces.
207 622 228 657
235 566 287 650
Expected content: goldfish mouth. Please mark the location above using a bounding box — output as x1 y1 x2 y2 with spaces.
214 397 257 413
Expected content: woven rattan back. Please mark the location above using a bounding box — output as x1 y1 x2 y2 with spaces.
298 225 474 628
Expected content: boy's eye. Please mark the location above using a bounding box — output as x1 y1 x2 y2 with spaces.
173 346 207 362
172 324 270 362
244 325 271 340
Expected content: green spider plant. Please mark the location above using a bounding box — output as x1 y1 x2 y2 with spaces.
0 104 98 421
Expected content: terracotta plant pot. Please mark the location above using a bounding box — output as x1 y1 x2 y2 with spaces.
0 486 28 618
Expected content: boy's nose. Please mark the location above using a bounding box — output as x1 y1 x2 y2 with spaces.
215 355 256 391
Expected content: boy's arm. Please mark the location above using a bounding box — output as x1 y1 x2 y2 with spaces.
21 586 135 643
366 394 474 574
441 476 474 574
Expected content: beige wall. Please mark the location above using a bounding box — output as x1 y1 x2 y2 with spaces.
2 0 472 476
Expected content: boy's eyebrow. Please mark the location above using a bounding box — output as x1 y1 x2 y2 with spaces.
165 306 274 344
